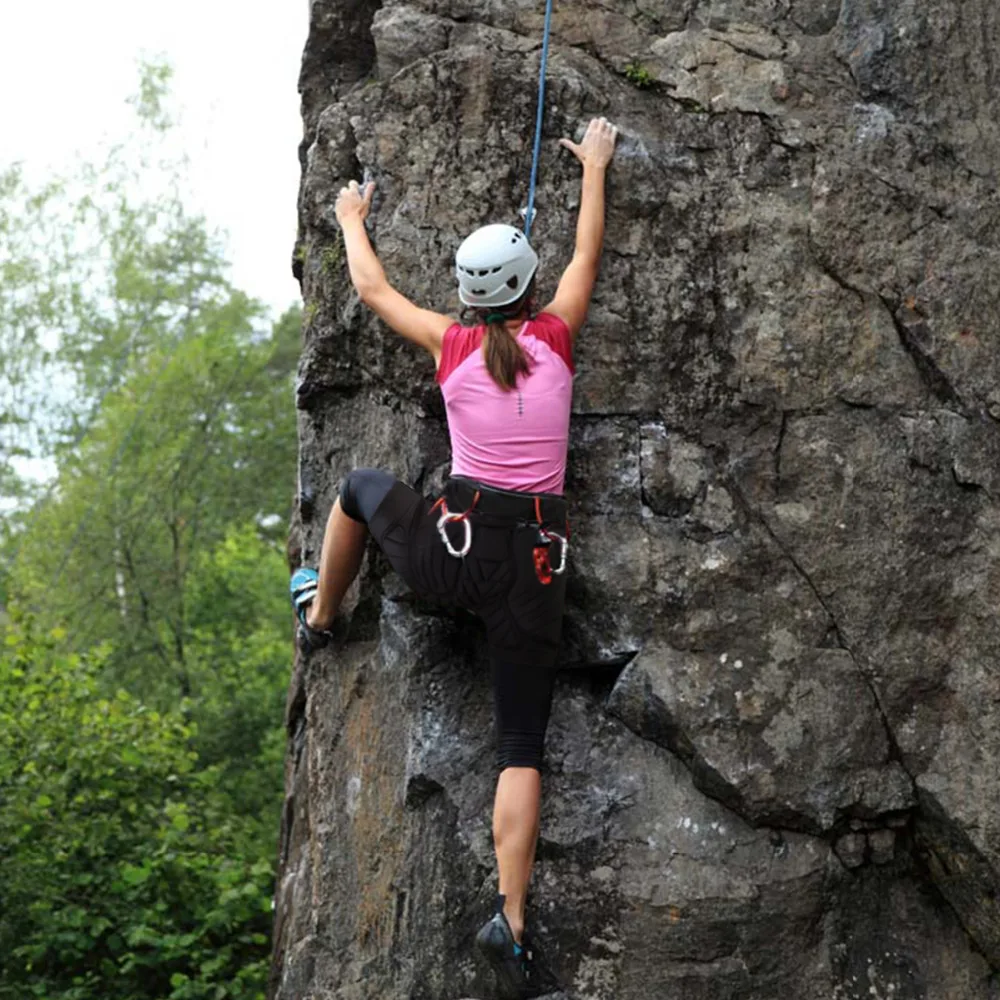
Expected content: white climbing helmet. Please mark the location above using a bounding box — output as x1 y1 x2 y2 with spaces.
455 224 539 309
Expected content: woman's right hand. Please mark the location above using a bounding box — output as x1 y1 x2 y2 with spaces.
559 117 618 169
336 179 375 225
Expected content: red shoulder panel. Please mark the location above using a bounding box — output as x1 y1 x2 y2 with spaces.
528 313 574 373
436 324 484 385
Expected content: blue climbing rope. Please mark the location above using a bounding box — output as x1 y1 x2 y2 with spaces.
523 0 554 241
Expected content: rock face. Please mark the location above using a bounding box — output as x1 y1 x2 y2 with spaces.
274 1 1000 997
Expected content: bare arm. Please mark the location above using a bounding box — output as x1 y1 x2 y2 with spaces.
543 118 618 341
336 181 453 363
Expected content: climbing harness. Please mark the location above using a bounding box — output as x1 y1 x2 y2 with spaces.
522 0 554 241
431 490 481 558
431 490 568 579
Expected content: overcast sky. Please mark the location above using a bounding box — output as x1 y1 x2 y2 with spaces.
0 0 306 317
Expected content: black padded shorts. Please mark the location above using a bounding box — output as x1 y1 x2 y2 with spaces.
339 469 569 771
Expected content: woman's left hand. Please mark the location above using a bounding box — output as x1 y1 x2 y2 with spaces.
336 179 375 225
560 117 618 170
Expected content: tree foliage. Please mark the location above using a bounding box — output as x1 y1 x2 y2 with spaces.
10 298 297 697
181 523 292 818
2 58 299 699
1 61 242 503
0 620 273 1000
0 165 66 500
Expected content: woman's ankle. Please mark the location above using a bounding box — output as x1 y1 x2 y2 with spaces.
502 903 524 943
306 605 334 630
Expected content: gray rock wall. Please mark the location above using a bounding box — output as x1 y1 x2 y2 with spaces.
274 1 1000 996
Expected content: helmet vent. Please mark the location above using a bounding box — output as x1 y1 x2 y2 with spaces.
473 288 487 295
506 275 519 289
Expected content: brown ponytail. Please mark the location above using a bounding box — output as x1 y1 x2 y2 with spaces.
479 281 535 391
483 321 532 392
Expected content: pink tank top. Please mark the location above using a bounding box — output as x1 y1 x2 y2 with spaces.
435 313 574 494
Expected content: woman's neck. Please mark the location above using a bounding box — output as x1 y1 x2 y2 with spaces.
494 311 528 328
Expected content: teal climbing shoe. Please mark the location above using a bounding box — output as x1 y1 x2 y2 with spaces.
289 568 336 652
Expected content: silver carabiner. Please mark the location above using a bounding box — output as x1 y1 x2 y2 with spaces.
437 510 472 558
542 530 568 574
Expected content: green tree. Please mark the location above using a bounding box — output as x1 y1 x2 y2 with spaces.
0 618 272 1000
1 60 245 511
9 303 297 697
1 58 300 694
182 522 292 820
0 166 66 503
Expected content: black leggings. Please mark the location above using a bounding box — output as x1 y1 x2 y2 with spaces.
338 468 568 771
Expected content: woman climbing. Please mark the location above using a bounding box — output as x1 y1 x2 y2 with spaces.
290 116 617 998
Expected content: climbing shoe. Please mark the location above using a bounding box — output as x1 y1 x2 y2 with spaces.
474 898 552 999
289 568 338 652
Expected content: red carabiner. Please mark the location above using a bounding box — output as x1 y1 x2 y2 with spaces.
533 546 553 585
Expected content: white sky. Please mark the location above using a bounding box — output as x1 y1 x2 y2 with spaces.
0 0 306 318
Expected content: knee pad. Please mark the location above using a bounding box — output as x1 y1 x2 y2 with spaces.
339 469 366 523
339 467 396 524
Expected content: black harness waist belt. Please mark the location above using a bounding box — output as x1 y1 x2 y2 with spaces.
447 476 568 525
